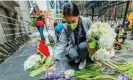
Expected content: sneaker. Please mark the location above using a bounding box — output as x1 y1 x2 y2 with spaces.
79 59 86 69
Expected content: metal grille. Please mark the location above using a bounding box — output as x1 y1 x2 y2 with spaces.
0 14 31 42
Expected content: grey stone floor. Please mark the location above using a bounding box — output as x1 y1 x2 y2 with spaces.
0 41 38 80
111 39 133 62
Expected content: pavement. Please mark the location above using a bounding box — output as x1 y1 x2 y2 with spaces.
111 39 133 62
0 40 38 80
0 30 55 80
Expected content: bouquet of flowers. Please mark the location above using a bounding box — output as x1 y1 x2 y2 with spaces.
75 62 133 80
28 18 37 26
40 63 132 80
24 54 54 77
29 11 45 27
40 69 76 80
86 22 116 62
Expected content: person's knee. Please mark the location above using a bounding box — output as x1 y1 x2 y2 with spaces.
68 47 78 60
79 42 87 50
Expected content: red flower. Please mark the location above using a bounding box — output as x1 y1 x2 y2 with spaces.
37 40 50 57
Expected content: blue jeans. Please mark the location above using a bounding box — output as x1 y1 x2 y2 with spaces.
67 41 88 62
37 27 44 39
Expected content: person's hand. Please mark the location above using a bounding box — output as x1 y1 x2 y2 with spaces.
87 41 97 58
88 47 96 58
87 41 102 66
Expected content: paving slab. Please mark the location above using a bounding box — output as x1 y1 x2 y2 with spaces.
0 41 38 80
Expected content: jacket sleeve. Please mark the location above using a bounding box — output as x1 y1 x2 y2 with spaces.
54 26 69 60
87 17 93 29
83 17 92 41
80 16 92 33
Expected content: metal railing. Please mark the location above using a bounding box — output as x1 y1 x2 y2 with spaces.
0 14 33 42
0 14 63 42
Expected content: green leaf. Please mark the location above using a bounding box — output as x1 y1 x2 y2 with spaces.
93 75 116 80
28 62 41 72
29 18 37 26
46 43 56 46
45 55 54 65
29 66 46 77
40 56 46 64
75 63 116 80
48 35 55 44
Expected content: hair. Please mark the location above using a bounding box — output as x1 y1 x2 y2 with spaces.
62 21 66 23
63 2 79 16
54 22 58 27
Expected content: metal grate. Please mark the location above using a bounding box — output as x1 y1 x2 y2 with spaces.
0 14 31 42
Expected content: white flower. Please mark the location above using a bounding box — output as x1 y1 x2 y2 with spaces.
64 69 75 78
95 21 102 28
89 24 98 30
24 54 41 70
94 49 110 62
86 22 116 62
98 35 114 49
98 23 112 37
98 26 108 35
87 22 115 39
86 30 93 41
87 22 116 46
109 28 116 39
90 24 99 37
86 23 99 40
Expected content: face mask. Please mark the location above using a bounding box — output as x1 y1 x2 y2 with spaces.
68 22 78 30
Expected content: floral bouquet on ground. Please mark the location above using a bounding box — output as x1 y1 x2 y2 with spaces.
24 54 54 77
40 63 132 80
39 69 76 80
86 22 116 65
75 62 133 80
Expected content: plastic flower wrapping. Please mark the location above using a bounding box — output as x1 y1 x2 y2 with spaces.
86 22 116 62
